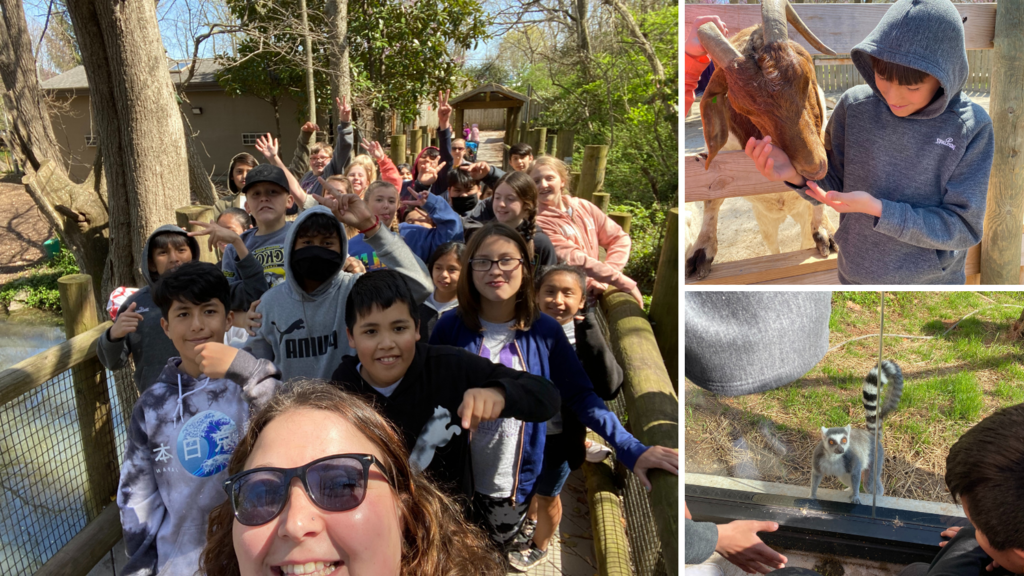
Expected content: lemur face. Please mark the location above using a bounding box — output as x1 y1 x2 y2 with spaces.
821 425 851 455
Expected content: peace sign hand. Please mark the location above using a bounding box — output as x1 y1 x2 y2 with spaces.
460 161 490 181
360 139 385 161
188 220 242 252
437 89 452 128
336 96 352 123
418 161 448 185
402 190 429 208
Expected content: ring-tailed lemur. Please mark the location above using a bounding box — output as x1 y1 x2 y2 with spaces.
811 360 903 505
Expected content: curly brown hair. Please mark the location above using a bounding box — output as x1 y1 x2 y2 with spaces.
199 380 504 576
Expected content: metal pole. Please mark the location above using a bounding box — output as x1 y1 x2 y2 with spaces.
873 291 884 518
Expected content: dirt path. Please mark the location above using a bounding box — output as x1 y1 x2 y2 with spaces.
0 175 53 284
476 130 505 166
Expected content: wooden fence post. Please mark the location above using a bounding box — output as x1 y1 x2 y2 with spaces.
556 130 575 164
648 208 678 389
609 212 631 235
421 130 429 153
980 1 1024 284
546 133 556 158
534 127 548 155
175 206 217 264
58 274 119 521
410 128 422 155
592 192 610 214
570 171 581 195
578 145 609 201
390 134 406 165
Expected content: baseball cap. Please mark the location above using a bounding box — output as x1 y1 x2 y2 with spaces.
242 164 290 194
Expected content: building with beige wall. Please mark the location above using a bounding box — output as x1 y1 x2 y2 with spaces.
41 60 304 184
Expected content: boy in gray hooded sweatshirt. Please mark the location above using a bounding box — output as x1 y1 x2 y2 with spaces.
246 200 433 380
746 0 994 284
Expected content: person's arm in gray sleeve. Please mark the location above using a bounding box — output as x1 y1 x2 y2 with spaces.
366 227 433 304
684 292 832 396
685 518 720 564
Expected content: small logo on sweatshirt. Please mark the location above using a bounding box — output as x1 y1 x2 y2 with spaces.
135 307 150 314
272 319 306 343
935 137 956 151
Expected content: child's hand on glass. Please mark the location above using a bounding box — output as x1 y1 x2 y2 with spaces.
744 136 803 186
805 181 882 217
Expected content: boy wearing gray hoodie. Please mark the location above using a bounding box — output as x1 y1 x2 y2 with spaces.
246 200 433 381
117 261 280 576
746 0 994 284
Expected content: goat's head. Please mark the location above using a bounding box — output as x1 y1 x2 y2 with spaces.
698 0 835 182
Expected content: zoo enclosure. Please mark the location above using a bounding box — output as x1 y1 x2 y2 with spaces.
684 2 1024 285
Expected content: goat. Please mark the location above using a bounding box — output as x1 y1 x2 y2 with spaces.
685 0 838 281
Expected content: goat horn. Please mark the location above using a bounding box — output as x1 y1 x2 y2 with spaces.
761 0 788 46
697 22 741 68
785 1 837 56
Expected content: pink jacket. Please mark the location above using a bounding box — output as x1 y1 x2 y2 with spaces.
536 195 635 295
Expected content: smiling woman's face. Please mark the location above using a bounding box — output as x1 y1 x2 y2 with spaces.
232 408 403 576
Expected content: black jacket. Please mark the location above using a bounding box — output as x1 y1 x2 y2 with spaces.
330 342 561 499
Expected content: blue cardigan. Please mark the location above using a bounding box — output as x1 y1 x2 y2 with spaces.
348 193 463 270
430 311 648 503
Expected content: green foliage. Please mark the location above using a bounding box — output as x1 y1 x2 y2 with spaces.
608 201 666 295
0 249 79 314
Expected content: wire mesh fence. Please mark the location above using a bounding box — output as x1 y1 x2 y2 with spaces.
0 356 137 574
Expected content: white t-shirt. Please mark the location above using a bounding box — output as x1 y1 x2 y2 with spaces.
425 293 459 315
471 319 524 497
357 363 402 397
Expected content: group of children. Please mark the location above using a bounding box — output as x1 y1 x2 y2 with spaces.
102 90 674 575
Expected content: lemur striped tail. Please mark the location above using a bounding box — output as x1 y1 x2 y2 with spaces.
863 360 903 433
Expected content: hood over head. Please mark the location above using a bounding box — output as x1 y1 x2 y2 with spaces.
283 206 349 301
142 225 201 286
411 146 440 181
851 0 968 120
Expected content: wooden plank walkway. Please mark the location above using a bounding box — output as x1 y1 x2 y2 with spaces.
476 130 506 166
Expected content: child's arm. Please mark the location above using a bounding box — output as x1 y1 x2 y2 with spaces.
288 121 318 179
325 96 354 179
433 90 454 196
361 139 403 188
401 191 465 257
575 309 624 400
458 350 561 424
256 133 310 210
117 401 164 576
538 214 643 305
196 343 281 412
683 16 727 116
97 297 142 370
366 225 434 303
586 201 631 273
189 221 269 310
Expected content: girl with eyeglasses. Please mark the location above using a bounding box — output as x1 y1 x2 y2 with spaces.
200 381 504 576
429 222 678 561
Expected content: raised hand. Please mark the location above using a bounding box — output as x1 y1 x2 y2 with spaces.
300 121 320 134
744 136 800 185
110 302 144 340
360 139 385 161
686 15 728 58
243 299 262 336
460 160 491 181
437 89 452 129
315 188 375 231
336 95 352 123
633 445 678 491
418 160 448 185
255 133 280 160
401 190 430 208
188 220 242 253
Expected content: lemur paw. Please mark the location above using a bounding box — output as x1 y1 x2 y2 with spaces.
850 495 862 505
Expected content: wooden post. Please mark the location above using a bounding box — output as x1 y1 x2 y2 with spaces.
533 127 548 155
980 1 1024 284
556 130 575 164
578 145 609 201
592 192 611 214
389 134 406 166
546 133 556 158
410 128 422 155
648 208 678 390
421 130 429 153
582 438 633 576
609 212 632 235
58 274 119 522
175 206 217 264
453 107 464 134
600 290 679 575
35 503 122 576
570 171 581 195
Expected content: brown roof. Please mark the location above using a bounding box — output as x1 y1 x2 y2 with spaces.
450 83 528 106
41 59 225 92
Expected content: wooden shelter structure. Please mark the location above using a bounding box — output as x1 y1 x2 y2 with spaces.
450 83 528 148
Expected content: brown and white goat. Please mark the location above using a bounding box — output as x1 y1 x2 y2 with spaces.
685 0 838 281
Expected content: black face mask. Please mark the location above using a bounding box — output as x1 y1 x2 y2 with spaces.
451 194 479 215
291 246 344 283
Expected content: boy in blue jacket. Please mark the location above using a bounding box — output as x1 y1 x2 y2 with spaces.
746 0 993 284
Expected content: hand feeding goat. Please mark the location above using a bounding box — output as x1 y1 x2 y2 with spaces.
685 0 838 281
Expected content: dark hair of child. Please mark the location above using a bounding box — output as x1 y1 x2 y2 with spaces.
152 260 232 319
294 212 341 243
447 166 476 190
344 269 420 332
509 143 533 157
421 148 441 160
535 264 587 293
493 171 538 241
397 163 411 173
427 241 466 272
456 222 537 333
227 152 259 193
219 207 251 231
869 55 931 86
945 403 1024 551
148 232 194 269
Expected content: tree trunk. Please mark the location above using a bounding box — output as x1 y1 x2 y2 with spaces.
0 0 110 305
180 108 218 206
63 0 191 289
326 0 351 107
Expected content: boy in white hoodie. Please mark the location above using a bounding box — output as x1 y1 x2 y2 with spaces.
117 261 280 576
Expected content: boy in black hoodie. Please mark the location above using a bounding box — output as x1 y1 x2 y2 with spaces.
330 269 561 501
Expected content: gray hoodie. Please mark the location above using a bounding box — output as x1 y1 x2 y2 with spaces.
246 206 433 380
117 352 279 576
96 225 270 392
793 0 993 284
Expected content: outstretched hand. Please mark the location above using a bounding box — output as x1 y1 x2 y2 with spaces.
255 133 280 160
336 96 352 123
188 220 242 253
744 136 800 185
460 161 490 181
360 139 385 161
686 15 728 58
313 188 375 231
715 520 788 574
300 121 320 134
437 89 452 129
457 387 505 432
805 182 883 217
633 445 678 491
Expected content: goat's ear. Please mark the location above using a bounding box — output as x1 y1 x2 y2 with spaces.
700 68 732 170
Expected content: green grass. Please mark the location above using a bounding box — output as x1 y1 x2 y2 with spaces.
0 248 79 313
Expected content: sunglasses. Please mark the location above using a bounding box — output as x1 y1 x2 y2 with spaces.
223 454 390 526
